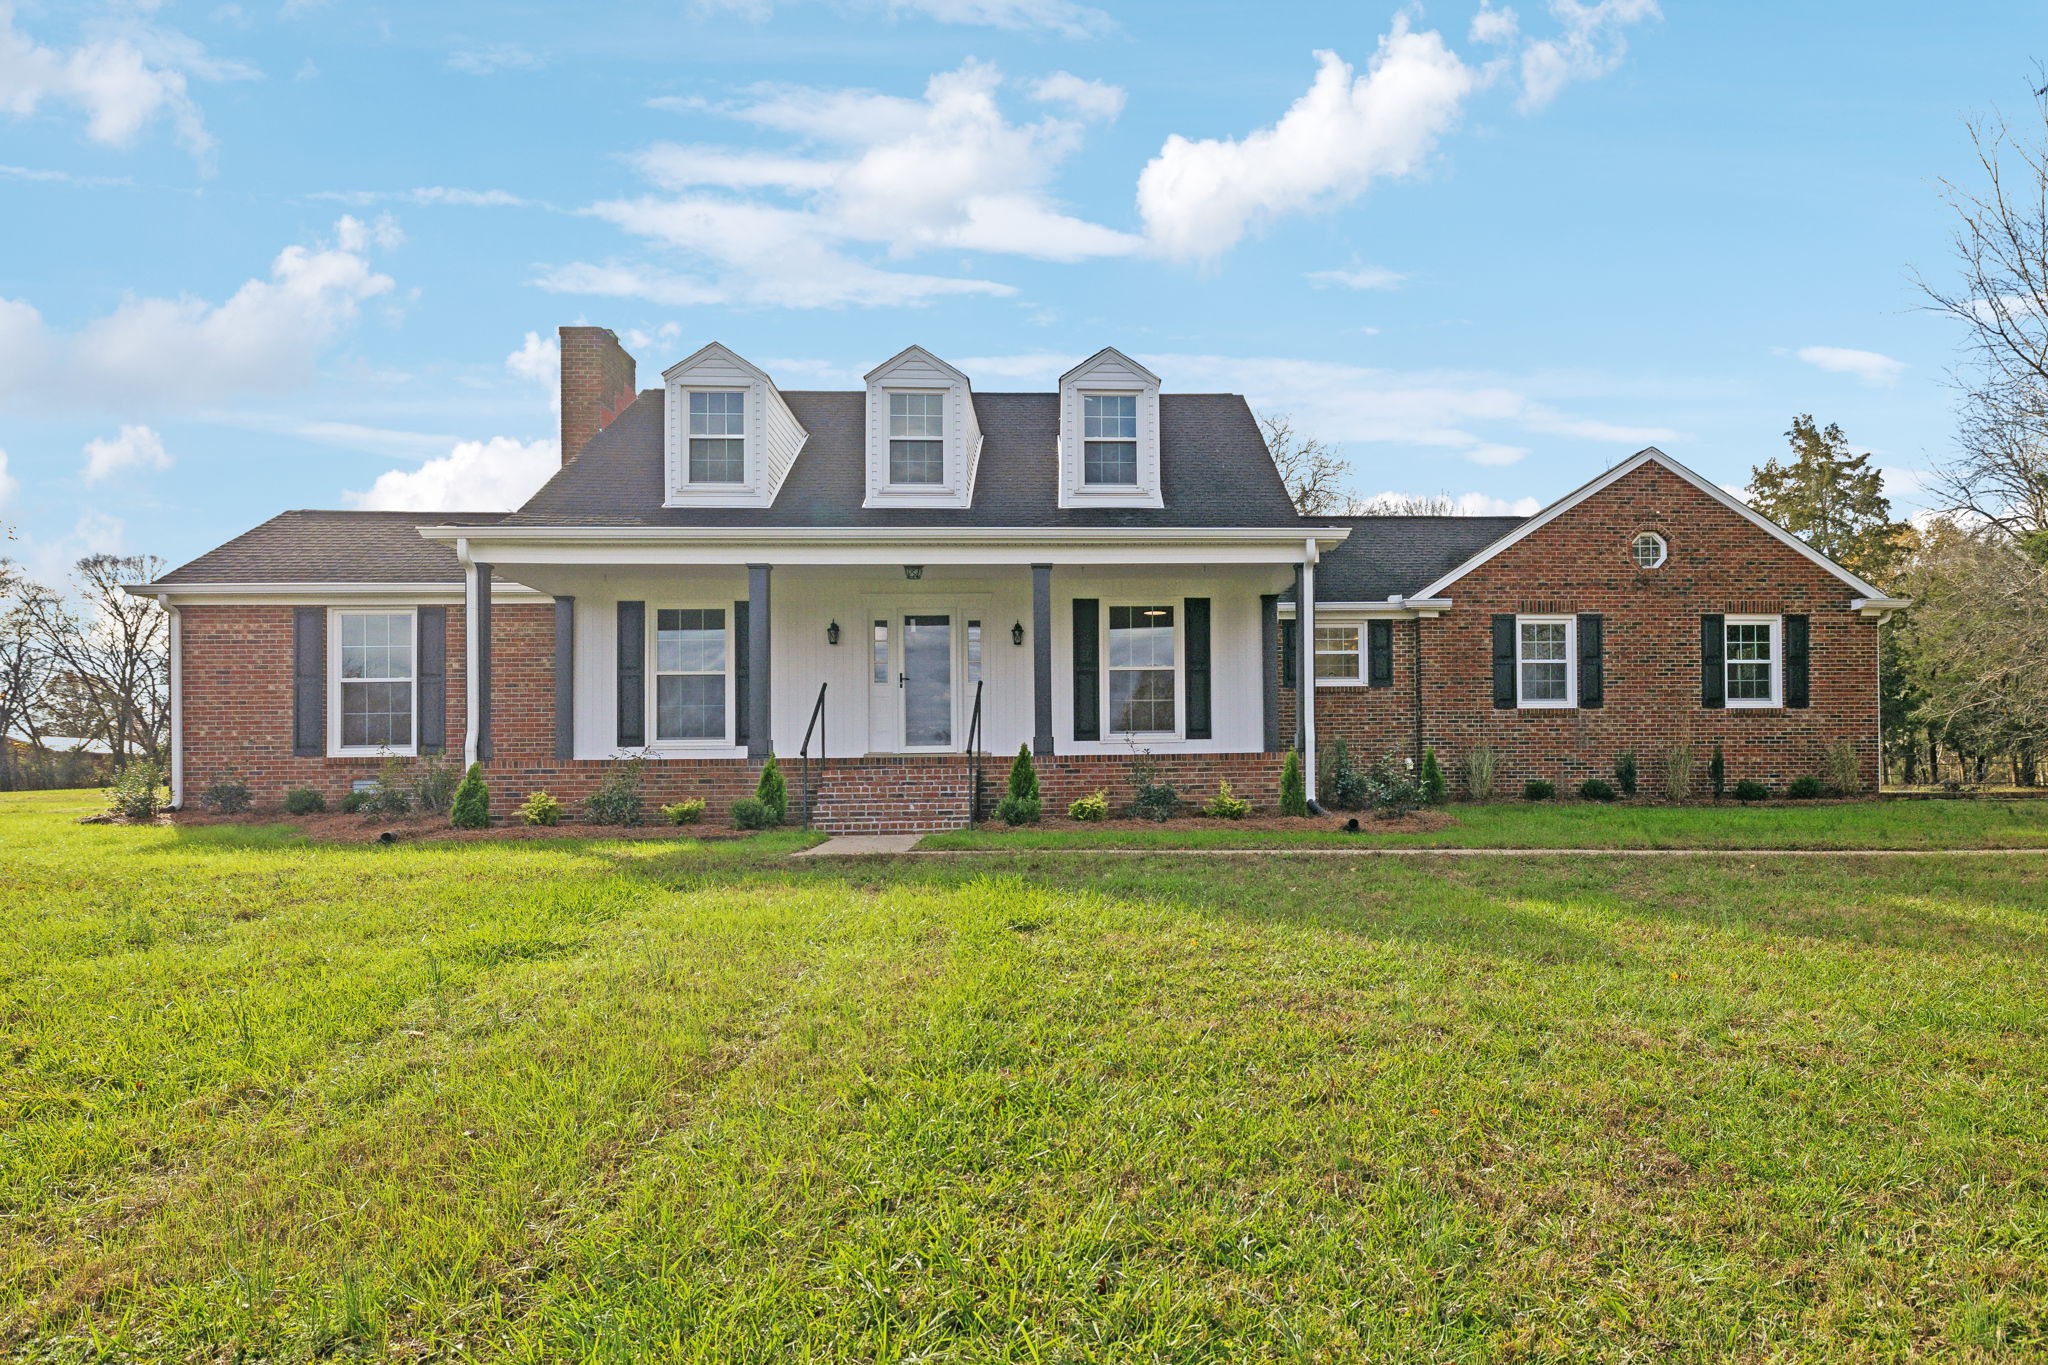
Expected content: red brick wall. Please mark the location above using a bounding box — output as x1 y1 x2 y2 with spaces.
559 326 637 465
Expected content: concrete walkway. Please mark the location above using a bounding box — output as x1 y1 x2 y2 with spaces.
793 839 2048 858
794 834 925 857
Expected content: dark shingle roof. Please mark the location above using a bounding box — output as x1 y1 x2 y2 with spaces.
503 389 1302 528
154 510 505 585
1297 515 1528 602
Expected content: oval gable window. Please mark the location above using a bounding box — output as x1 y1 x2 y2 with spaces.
1631 531 1668 569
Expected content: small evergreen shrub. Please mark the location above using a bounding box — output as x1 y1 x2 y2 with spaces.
585 757 646 826
1068 790 1110 822
660 798 706 826
1615 749 1638 797
1364 752 1423 818
411 756 461 816
1419 747 1447 805
1201 780 1251 819
521 790 564 826
1523 779 1556 801
283 786 326 816
108 760 167 820
994 744 1042 825
1786 775 1824 800
1710 743 1727 801
1279 749 1308 816
731 796 775 830
1663 744 1695 802
449 763 490 829
201 776 252 815
1321 740 1369 811
1822 741 1860 796
755 753 788 826
359 758 414 816
1578 777 1618 802
1462 745 1497 802
339 788 373 815
1128 751 1179 822
1732 778 1770 803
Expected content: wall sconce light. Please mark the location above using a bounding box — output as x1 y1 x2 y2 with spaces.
903 565 923 580
827 620 841 646
1011 620 1025 646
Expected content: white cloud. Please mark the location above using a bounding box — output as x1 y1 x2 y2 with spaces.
0 216 396 411
1470 2 1520 44
447 43 541 75
507 330 560 411
694 0 1112 36
81 424 171 483
1465 442 1530 466
1516 0 1659 112
345 436 559 512
1307 265 1408 290
1136 25 1475 261
310 186 531 208
1031 71 1124 121
0 448 17 510
1361 488 1544 516
1795 345 1906 387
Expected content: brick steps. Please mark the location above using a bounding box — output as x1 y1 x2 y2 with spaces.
799 757 987 835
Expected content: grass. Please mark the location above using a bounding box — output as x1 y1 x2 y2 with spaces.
922 797 2048 850
4 787 2047 1360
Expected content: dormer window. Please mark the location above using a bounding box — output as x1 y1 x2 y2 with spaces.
687 390 746 484
888 392 946 485
1083 394 1138 485
863 346 981 508
662 343 807 509
1059 348 1163 509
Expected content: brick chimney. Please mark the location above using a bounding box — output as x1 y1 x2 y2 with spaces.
558 326 639 464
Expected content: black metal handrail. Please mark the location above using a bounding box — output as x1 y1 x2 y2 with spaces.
964 679 985 824
797 682 827 830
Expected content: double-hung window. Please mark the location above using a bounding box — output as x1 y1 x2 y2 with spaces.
687 391 746 484
1108 605 1176 734
1314 624 1363 684
1724 615 1781 707
1082 394 1138 485
1516 616 1575 708
336 610 415 751
888 392 945 485
654 608 728 742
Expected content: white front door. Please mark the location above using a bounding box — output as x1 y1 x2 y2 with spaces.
863 600 988 754
899 612 954 749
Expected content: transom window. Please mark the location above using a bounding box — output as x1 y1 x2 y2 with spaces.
1082 394 1138 485
1108 605 1176 734
888 392 945 485
337 610 415 750
1725 616 1780 707
654 608 728 741
1517 616 1575 708
1631 531 1668 569
1314 624 1362 683
687 391 746 484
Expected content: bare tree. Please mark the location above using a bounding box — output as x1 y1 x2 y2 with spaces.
1259 411 1361 515
1358 492 1461 516
0 563 51 789
19 554 169 766
1897 517 2048 764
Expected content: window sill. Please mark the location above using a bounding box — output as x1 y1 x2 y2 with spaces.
1515 702 1576 711
1724 700 1783 711
1314 677 1366 688
330 747 419 760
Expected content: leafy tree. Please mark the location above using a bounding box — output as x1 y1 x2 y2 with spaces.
1747 417 1912 585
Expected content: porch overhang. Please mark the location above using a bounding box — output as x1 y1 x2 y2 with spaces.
1278 596 1454 620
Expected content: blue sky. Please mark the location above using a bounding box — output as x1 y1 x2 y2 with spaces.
0 0 2034 576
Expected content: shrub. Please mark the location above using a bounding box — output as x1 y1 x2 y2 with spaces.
108 760 167 820
1320 739 1368 811
1523 779 1556 801
411 756 461 816
449 763 490 829
359 758 414 816
1128 751 1179 822
1733 778 1770 803
1787 775 1824 800
995 744 1041 825
1615 749 1638 797
1364 752 1423 818
755 753 788 826
1663 744 1695 802
1710 743 1727 801
339 788 373 815
1068 790 1110 822
1419 747 1447 806
1822 740 1860 796
1578 777 1618 802
283 786 326 816
1202 780 1251 819
732 796 775 830
1279 749 1308 816
521 790 564 826
660 798 706 826
201 776 252 815
585 757 645 826
1462 745 1497 802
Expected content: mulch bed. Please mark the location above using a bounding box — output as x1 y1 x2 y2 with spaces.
159 809 762 845
981 809 1458 837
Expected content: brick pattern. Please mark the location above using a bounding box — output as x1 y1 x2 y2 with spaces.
559 326 637 465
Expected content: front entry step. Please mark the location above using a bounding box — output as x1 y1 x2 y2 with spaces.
800 757 985 835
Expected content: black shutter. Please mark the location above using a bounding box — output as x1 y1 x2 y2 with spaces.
617 601 645 747
1072 598 1100 741
732 601 750 748
292 607 324 756
553 598 575 761
416 606 447 753
1576 613 1604 709
1280 619 1298 690
1367 620 1394 688
1701 614 1726 709
1184 598 1212 740
1491 615 1516 709
1785 614 1810 709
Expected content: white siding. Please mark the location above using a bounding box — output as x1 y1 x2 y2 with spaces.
662 343 808 509
1058 348 1163 510
863 346 979 509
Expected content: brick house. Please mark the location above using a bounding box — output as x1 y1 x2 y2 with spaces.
129 328 1907 830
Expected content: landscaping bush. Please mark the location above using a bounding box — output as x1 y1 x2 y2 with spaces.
731 796 775 830
755 753 788 826
339 788 373 815
1201 780 1251 819
1578 777 1618 802
411 756 461 816
201 776 252 815
283 786 326 816
585 758 645 826
660 798 706 826
1068 790 1110 822
521 790 563 826
994 744 1042 825
1710 743 1727 801
1663 744 1695 802
1523 779 1556 801
1364 752 1423 818
1733 778 1770 803
1462 745 1497 802
1787 775 1824 800
108 760 167 820
1419 746 1447 806
1823 740 1860 796
1615 749 1638 797
1320 740 1368 811
1279 749 1308 816
449 763 490 829
359 758 414 816
1128 751 1179 822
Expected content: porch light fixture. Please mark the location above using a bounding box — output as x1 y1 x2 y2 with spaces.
1011 620 1025 646
903 565 923 580
827 620 841 645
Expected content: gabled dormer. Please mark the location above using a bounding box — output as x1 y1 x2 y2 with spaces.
663 342 808 509
863 346 982 509
1058 348 1162 509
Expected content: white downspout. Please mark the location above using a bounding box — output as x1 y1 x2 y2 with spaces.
457 537 479 766
157 595 182 809
1301 537 1319 807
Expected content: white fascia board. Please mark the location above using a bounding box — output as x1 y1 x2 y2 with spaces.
662 341 773 386
864 344 969 384
439 542 1330 569
123 580 548 605
421 524 1352 548
1409 447 1891 603
1852 596 1912 617
1279 597 1453 620
1059 346 1160 386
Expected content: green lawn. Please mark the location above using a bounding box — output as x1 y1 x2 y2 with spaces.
5 789 2047 1360
923 797 2048 850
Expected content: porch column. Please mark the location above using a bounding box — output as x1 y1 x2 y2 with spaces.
1296 553 1318 804
1031 563 1054 755
158 597 183 808
747 563 772 758
472 560 493 762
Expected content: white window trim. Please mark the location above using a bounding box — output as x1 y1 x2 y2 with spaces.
1723 613 1783 710
882 388 951 493
1631 531 1669 569
682 387 751 488
328 606 419 758
1313 621 1366 687
1079 391 1141 489
647 604 739 750
1515 614 1577 710
1103 601 1183 740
